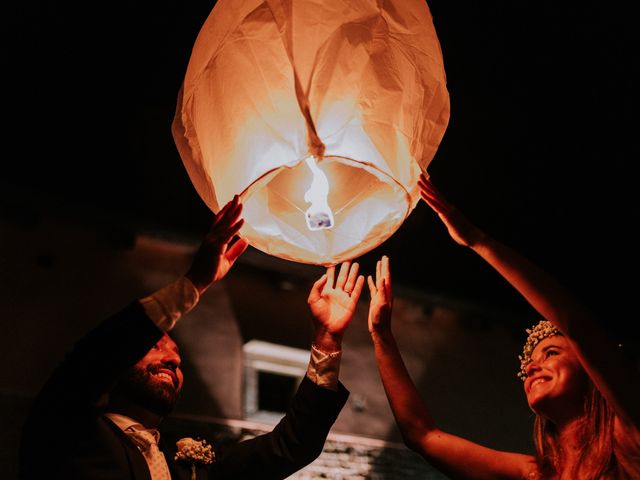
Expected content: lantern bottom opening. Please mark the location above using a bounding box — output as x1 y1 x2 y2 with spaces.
238 156 411 265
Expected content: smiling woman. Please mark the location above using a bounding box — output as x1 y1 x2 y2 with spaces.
521 326 588 413
525 340 586 406
363 176 640 480
518 327 618 478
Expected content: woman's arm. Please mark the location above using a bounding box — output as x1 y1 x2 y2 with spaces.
419 174 640 428
368 256 535 480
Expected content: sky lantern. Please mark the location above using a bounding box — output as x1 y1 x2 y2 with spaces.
173 0 450 265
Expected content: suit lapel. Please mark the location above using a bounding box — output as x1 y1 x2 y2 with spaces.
102 415 152 480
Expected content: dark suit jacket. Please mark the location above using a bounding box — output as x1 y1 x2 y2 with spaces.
19 301 349 479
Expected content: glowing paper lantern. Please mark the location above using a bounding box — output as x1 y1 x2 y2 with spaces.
173 0 450 265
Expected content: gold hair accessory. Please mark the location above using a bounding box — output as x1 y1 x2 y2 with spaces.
517 320 561 380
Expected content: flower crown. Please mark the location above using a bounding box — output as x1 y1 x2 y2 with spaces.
517 320 561 381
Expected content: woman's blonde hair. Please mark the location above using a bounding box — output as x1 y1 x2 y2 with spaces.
533 382 617 479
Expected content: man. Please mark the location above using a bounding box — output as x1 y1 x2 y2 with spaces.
19 195 364 479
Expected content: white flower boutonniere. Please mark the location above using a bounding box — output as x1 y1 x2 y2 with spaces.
174 437 215 480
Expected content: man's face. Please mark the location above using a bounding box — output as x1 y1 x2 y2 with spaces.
115 334 184 417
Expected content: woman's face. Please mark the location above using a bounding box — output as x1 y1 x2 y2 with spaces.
523 335 588 420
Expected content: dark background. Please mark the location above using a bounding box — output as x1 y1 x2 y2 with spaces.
2 1 638 340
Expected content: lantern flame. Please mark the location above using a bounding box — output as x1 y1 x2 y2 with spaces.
304 156 334 231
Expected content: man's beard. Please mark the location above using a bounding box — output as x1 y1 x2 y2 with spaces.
111 364 180 417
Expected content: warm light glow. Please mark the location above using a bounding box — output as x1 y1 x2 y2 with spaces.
304 156 334 231
173 0 450 265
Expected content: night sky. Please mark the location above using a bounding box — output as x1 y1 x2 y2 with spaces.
3 1 638 339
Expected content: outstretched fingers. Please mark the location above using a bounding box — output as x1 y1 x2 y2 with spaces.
420 191 449 214
369 257 391 301
335 261 351 290
207 219 244 257
216 194 237 218
350 274 365 301
308 273 328 303
418 175 451 214
367 275 377 296
214 195 240 225
212 196 243 230
208 197 244 247
381 255 391 298
343 262 360 294
225 237 249 264
323 265 336 294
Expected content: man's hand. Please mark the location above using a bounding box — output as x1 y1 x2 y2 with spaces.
186 195 249 295
308 261 364 352
367 255 393 334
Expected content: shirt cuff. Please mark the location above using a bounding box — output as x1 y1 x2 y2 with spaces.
139 277 200 332
306 344 341 391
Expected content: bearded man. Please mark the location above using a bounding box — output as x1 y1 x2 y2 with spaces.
19 195 362 480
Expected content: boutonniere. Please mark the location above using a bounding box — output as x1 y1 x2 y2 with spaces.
174 437 215 480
